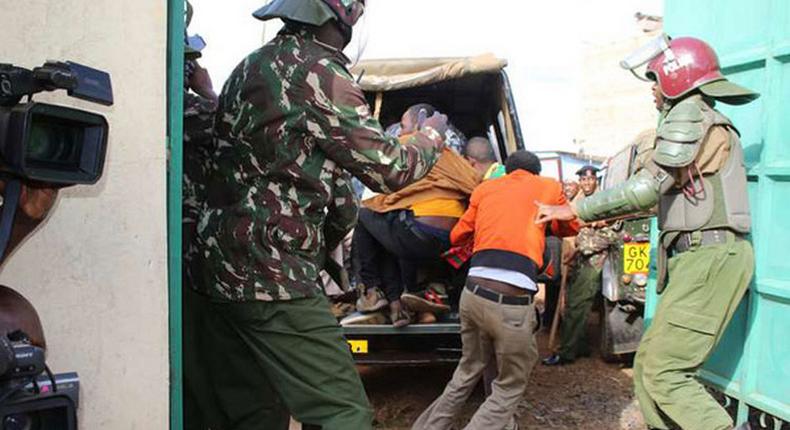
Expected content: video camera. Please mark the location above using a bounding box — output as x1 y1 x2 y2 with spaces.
0 61 112 428
0 61 112 185
0 331 78 429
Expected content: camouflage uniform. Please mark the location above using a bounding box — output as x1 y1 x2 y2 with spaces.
182 92 215 261
558 196 619 361
190 26 442 430
181 91 224 430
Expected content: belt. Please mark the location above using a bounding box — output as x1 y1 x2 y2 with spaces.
397 210 432 243
672 229 744 254
465 282 533 306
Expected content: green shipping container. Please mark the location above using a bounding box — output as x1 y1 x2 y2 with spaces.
646 0 790 427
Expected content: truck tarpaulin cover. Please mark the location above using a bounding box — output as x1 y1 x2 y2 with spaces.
351 53 508 92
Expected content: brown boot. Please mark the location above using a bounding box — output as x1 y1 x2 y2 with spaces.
356 286 387 313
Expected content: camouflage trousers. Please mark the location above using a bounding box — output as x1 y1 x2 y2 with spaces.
188 290 373 430
558 259 602 360
634 233 753 430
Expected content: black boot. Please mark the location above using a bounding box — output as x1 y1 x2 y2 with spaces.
542 354 573 366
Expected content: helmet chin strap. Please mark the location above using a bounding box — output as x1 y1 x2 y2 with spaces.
338 21 353 49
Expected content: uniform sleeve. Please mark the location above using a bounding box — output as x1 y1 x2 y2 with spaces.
548 182 581 237
324 172 359 254
450 187 480 246
304 59 442 194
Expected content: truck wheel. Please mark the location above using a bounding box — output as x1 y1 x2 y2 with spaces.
599 297 620 363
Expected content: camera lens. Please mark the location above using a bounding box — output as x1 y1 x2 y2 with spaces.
26 114 82 169
3 413 33 430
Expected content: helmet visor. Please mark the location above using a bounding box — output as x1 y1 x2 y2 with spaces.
343 0 371 67
340 0 365 26
620 33 671 81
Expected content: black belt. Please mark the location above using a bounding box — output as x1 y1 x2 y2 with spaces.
465 283 534 306
672 229 744 254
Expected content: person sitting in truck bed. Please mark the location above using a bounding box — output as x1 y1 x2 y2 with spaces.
464 136 505 180
353 104 483 327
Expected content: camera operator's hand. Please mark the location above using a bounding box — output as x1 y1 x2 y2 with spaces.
0 181 58 221
0 180 59 264
188 62 218 106
19 184 58 221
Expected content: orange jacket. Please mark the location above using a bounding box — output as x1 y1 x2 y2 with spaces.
451 170 580 277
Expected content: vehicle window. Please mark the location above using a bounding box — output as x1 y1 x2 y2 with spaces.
602 146 635 189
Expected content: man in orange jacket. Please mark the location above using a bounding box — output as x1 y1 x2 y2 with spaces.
412 150 580 430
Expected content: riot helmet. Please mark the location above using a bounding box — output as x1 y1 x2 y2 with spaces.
184 1 206 60
253 0 364 28
621 34 759 105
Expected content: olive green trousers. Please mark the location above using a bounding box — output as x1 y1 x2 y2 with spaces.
184 286 224 430
558 260 602 360
634 235 753 430
185 288 373 430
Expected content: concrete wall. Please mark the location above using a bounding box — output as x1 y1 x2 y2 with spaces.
0 1 170 428
575 30 663 157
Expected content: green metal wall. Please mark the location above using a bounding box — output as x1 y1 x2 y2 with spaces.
664 0 790 425
167 0 185 428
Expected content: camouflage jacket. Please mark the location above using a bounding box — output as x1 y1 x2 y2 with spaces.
572 191 619 267
182 91 216 260
190 28 442 302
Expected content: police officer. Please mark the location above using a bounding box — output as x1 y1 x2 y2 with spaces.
543 165 617 366
536 35 757 430
189 1 447 429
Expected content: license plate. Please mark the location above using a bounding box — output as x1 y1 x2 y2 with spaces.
623 242 650 274
347 339 368 354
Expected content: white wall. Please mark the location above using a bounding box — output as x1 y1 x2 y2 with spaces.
0 1 170 428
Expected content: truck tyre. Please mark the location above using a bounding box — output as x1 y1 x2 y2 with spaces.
599 296 619 362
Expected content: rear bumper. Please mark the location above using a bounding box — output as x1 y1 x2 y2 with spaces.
343 323 462 366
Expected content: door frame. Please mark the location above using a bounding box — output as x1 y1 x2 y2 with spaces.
166 0 185 428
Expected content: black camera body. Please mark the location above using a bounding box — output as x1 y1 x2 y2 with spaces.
1 373 79 430
0 61 112 185
0 332 79 430
0 334 45 380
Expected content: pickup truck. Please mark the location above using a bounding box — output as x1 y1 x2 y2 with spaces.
339 54 528 365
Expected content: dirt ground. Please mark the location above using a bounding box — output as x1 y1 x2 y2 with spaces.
360 300 645 430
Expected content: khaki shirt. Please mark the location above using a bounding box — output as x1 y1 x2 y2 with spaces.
673 125 731 186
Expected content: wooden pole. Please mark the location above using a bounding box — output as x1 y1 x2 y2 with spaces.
548 264 568 352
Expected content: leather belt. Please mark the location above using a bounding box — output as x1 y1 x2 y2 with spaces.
465 282 534 306
672 229 744 254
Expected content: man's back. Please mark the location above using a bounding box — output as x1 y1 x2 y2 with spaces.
453 170 575 269
193 27 442 302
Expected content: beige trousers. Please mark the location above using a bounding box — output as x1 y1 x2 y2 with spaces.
412 287 538 430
